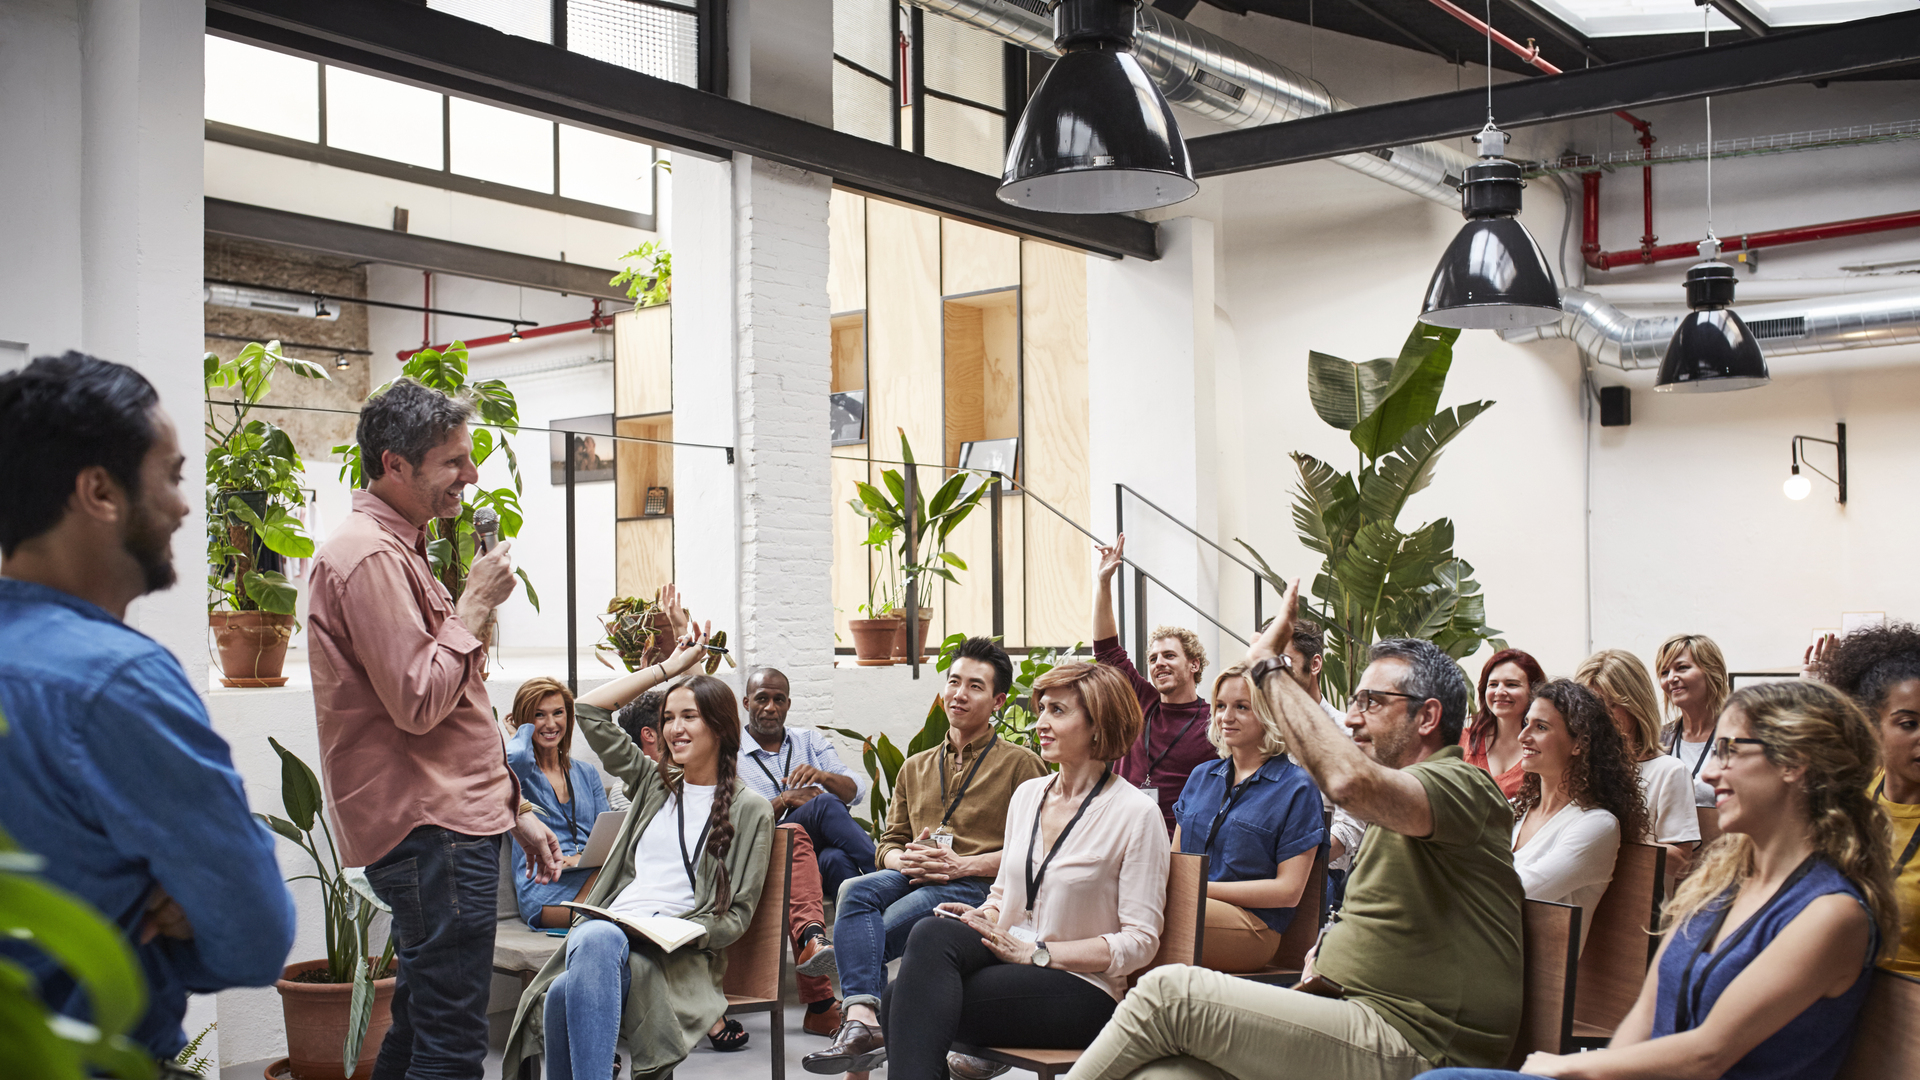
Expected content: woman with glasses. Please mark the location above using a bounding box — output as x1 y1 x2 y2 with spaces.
1576 649 1703 876
1509 679 1648 954
1658 634 1732 807
1461 649 1547 800
1169 661 1326 972
1425 679 1897 1080
1814 622 1920 976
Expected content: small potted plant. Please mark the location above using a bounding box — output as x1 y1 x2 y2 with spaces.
206 342 329 686
848 431 991 664
256 738 397 1080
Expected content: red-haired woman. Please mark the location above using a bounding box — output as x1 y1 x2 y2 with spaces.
1461 648 1547 800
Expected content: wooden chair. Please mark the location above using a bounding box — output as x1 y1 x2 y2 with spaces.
1508 899 1581 1069
1571 843 1666 1047
953 852 1209 1080
1697 804 1722 849
1238 838 1330 985
1836 969 1920 1079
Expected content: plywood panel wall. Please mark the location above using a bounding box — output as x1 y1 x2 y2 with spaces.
616 517 674 601
865 200 944 469
614 305 672 417
831 454 876 644
615 416 674 519
940 487 1026 647
943 303 985 468
942 218 1020 297
828 189 868 315
1020 241 1091 647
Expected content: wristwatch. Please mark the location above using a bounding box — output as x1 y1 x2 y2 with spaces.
1030 941 1052 968
1247 654 1294 688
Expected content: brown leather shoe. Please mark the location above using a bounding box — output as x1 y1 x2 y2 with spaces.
795 934 837 978
801 1018 885 1074
803 1001 843 1038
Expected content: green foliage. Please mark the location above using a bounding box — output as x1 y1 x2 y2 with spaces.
1240 323 1503 706
610 241 672 309
848 430 992 615
254 739 395 1077
330 344 537 610
205 341 330 614
172 1023 215 1077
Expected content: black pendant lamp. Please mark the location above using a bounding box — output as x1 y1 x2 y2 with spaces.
998 0 1197 214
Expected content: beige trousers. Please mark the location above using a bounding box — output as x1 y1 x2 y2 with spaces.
1063 965 1431 1080
1199 898 1284 974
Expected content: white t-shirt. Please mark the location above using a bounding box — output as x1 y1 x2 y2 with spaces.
1511 802 1621 954
1637 754 1703 846
607 783 717 921
1670 738 1717 807
1319 697 1367 873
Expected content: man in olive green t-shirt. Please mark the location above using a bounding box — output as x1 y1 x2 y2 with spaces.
1068 585 1524 1080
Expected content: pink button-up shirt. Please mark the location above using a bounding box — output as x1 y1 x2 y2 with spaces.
308 490 518 867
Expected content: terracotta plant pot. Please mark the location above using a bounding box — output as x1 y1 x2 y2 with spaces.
890 610 936 662
211 610 297 687
275 959 396 1080
849 617 904 666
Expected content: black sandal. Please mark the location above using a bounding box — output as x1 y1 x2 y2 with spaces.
707 1017 750 1052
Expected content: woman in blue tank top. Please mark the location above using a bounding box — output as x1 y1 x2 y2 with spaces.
1425 679 1898 1080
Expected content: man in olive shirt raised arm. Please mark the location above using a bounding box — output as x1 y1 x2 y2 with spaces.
1067 582 1524 1080
804 637 1049 1077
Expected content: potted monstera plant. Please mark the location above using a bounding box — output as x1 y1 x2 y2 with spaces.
205 342 329 686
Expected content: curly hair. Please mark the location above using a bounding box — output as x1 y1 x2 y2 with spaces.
1663 680 1897 955
1813 621 1920 718
1149 625 1208 680
1515 679 1650 844
1465 649 1547 757
657 675 744 912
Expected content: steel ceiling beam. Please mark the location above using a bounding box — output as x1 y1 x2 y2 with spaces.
204 0 1159 261
1707 0 1772 38
1186 9 1920 178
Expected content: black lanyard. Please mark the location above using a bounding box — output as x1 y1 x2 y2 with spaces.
1142 712 1203 781
751 739 794 795
1023 768 1112 916
1669 723 1719 779
1876 780 1920 873
1673 854 1819 1031
938 732 998 829
675 787 717 894
1204 765 1261 854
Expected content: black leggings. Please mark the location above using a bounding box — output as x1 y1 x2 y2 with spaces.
879 914 1119 1080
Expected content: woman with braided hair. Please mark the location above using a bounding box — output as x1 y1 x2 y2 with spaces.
502 656 776 1080
1814 621 1920 975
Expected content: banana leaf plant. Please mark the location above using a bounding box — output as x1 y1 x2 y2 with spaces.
254 738 395 1077
1239 323 1504 706
848 430 991 616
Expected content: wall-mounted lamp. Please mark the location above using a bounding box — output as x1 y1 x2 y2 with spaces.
508 325 524 343
1785 422 1846 503
334 354 351 371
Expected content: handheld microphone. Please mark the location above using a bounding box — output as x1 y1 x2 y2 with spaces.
473 507 501 556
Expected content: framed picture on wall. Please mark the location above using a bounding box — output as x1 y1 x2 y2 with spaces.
958 437 1020 495
830 390 867 446
550 414 615 484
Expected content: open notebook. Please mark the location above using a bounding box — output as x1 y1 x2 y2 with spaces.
558 902 705 952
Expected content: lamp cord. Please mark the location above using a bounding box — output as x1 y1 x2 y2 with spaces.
1704 10 1715 242
1485 0 1494 127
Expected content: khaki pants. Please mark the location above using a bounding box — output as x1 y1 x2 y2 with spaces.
1064 965 1431 1080
1199 899 1283 974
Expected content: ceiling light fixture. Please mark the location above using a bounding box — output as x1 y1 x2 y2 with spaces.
998 0 1197 214
1655 13 1769 393
334 354 350 371
508 325 524 343
1784 423 1846 503
1419 0 1561 330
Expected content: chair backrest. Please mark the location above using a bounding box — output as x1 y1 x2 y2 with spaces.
722 826 792 1002
1136 852 1207 981
1837 969 1920 1079
1507 899 1580 1069
1697 805 1722 849
1573 843 1666 1033
1268 839 1330 973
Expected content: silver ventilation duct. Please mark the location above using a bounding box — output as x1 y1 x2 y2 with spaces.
1501 286 1920 368
910 0 1474 207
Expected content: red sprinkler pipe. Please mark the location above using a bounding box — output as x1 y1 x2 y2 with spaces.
397 300 613 361
1421 0 1656 136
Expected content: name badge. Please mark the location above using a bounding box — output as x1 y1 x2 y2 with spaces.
1008 925 1037 944
1138 783 1158 802
930 825 956 850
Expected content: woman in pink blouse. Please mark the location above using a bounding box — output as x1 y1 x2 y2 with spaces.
876 662 1169 1080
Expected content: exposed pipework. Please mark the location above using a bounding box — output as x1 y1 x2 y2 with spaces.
910 0 1475 206
1501 286 1920 368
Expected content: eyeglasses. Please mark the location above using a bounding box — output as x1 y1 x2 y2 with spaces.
1710 737 1767 766
1346 689 1422 716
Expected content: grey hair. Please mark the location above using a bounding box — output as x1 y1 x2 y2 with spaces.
1369 637 1472 744
356 378 477 483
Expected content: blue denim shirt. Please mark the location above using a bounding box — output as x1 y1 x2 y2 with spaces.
1172 754 1327 932
0 579 296 1058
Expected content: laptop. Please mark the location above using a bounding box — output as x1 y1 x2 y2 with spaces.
575 810 628 869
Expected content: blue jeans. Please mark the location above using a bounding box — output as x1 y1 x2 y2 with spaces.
784 794 877 900
833 869 993 1009
1422 1071 1534 1079
543 920 632 1080
365 826 502 1080
514 864 598 929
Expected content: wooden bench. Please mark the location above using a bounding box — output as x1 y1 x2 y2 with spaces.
952 852 1210 1080
1570 843 1666 1048
1836 969 1920 1079
1509 899 1581 1068
1697 804 1722 849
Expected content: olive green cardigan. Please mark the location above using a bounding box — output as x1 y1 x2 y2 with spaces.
500 702 773 1080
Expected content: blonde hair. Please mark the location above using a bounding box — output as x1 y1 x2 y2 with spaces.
1661 680 1898 956
1032 662 1145 762
511 677 576 773
1207 663 1288 759
1575 649 1664 759
1655 634 1731 738
1149 625 1208 680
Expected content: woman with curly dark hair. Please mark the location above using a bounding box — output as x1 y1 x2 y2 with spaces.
1510 678 1649 954
1815 621 1920 976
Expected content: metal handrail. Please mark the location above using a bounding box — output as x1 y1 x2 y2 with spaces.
1116 483 1263 577
1114 482 1273 655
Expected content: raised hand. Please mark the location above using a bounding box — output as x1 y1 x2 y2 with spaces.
1096 534 1127 587
1802 632 1836 679
659 583 690 638
665 620 711 677
1249 576 1302 664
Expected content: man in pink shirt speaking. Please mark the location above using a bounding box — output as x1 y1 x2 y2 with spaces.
309 378 563 1080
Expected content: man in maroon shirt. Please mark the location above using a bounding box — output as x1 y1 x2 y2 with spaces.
1093 534 1213 833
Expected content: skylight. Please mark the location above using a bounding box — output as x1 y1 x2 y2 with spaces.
1529 0 1914 37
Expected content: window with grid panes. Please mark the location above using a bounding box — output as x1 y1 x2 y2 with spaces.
833 0 897 147
918 12 1010 176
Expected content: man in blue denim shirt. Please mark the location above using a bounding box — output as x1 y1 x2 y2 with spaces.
0 354 296 1059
